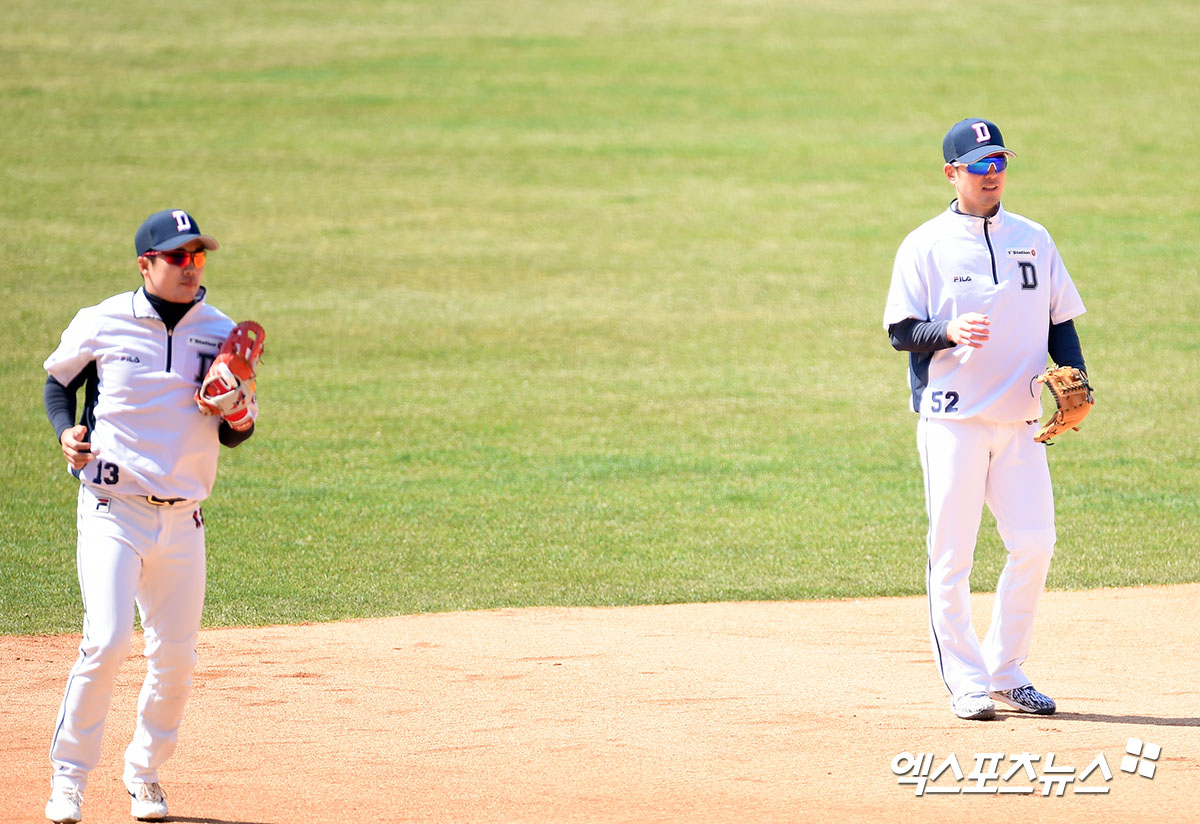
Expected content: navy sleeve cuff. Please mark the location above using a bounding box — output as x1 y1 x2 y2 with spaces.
1048 319 1086 373
888 318 956 353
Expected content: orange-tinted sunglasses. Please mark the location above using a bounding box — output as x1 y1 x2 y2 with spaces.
143 249 207 267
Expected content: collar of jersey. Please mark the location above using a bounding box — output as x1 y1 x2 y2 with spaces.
132 285 206 321
948 200 1006 228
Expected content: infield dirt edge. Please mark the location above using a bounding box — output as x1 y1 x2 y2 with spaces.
2 584 1197 823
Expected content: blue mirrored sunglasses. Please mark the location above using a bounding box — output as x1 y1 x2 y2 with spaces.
957 155 1009 175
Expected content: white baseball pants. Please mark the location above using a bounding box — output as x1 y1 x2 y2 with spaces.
49 484 206 793
917 417 1056 701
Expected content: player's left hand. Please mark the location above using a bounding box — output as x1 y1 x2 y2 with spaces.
220 387 258 432
195 361 247 417
1033 366 1094 443
195 320 265 430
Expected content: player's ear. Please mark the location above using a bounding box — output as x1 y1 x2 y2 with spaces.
137 254 153 278
944 163 958 183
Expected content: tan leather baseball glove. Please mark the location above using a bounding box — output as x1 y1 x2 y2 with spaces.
195 320 266 431
1033 366 1094 444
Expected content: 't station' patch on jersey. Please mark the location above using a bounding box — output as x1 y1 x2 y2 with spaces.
188 335 224 350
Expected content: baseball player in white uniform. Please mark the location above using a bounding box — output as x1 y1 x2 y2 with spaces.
42 210 256 822
883 119 1088 721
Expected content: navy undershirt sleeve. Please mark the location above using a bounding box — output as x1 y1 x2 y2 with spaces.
44 373 83 441
1047 319 1086 372
218 421 255 448
887 318 956 353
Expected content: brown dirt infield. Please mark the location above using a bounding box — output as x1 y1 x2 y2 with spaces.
2 584 1197 823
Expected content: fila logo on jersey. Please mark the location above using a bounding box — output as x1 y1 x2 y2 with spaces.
95 497 111 513
118 354 141 363
953 274 973 283
1006 248 1037 257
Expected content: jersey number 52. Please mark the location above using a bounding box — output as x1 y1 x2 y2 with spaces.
929 391 960 414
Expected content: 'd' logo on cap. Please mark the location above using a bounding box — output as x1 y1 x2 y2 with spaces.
971 122 992 143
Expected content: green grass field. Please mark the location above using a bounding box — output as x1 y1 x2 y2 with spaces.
2 0 1197 634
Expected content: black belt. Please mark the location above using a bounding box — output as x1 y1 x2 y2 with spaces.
146 495 187 506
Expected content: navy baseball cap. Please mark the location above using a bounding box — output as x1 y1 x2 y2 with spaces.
942 118 1016 165
135 209 219 256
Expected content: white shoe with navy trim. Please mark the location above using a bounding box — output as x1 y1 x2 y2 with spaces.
951 691 996 720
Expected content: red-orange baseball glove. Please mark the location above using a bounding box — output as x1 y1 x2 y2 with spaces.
195 320 266 431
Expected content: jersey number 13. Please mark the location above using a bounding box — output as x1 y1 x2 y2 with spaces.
91 460 120 485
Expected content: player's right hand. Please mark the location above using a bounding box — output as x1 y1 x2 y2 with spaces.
947 312 991 348
60 424 94 470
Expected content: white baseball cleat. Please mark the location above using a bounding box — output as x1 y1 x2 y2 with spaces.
991 684 1057 715
951 691 996 721
45 786 84 823
128 782 168 821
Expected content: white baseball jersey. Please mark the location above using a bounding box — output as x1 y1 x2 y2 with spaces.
43 287 235 501
883 203 1086 422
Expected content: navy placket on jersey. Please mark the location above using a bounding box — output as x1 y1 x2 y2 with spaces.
982 218 998 284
